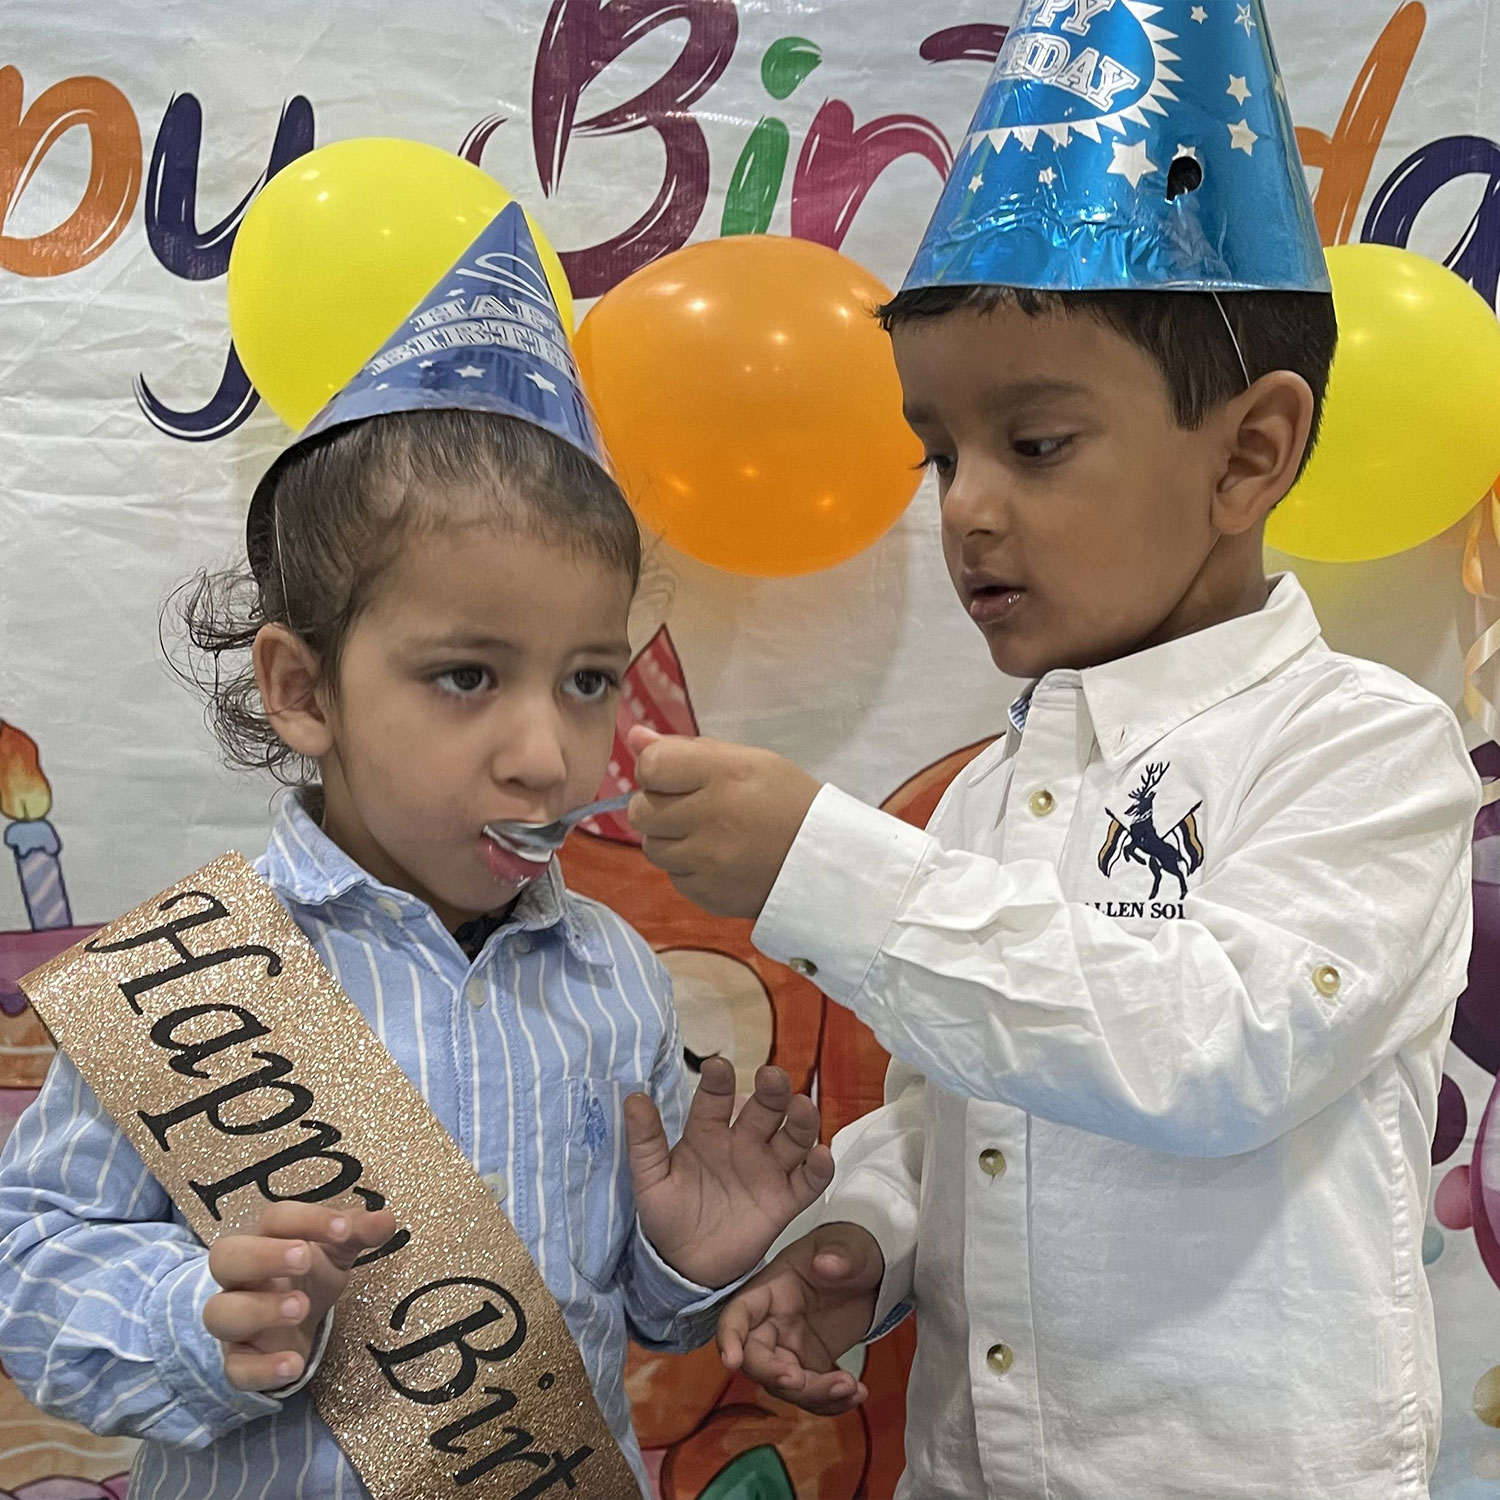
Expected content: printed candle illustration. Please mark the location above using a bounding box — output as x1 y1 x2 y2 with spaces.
0 723 73 930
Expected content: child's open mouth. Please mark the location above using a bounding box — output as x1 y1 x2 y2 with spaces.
478 834 545 885
967 582 1025 625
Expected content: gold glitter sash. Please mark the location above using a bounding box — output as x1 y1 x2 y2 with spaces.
20 853 641 1500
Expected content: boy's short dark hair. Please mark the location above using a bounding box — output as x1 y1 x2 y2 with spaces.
879 285 1339 478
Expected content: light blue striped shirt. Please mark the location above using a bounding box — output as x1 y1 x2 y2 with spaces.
0 792 715 1498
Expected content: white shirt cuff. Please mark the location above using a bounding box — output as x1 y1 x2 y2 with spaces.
753 785 931 1002
808 1195 918 1338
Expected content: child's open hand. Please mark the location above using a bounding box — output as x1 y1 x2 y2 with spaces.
626 727 822 919
626 1058 833 1288
204 1202 397 1391
716 1222 885 1415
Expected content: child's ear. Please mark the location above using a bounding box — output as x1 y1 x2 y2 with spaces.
252 624 334 760
1212 370 1316 536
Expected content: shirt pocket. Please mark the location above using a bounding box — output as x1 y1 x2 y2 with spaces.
562 1077 637 1289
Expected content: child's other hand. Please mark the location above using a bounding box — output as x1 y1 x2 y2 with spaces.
626 1057 833 1288
626 727 821 919
716 1222 884 1415
204 1202 397 1391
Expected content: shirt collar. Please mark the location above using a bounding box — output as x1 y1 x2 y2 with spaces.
260 791 613 967
1008 689 1034 735
1072 573 1322 769
989 575 1321 775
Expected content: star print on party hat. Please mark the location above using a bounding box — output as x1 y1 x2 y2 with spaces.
299 200 600 457
903 0 1329 294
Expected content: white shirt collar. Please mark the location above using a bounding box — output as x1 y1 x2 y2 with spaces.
1007 574 1321 769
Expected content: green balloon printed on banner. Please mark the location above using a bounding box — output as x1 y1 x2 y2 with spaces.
697 1444 799 1500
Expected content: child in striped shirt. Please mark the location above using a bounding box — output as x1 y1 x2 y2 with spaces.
0 211 830 1498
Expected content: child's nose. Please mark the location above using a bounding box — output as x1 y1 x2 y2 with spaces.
940 462 1008 540
491 707 569 792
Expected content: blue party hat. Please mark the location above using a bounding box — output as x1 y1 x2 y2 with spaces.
247 202 601 562
903 0 1329 294
299 200 600 456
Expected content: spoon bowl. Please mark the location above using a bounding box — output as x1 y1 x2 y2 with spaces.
484 790 635 863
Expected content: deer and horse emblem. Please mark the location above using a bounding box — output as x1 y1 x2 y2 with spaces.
1098 763 1204 900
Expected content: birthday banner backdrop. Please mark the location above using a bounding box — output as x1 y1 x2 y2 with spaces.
5 1 1500 1496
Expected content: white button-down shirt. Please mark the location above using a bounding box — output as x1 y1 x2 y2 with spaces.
755 576 1479 1500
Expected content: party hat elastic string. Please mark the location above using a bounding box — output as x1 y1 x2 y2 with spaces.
1212 293 1253 390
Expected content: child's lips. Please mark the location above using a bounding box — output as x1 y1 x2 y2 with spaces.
478 833 544 885
967 584 1025 625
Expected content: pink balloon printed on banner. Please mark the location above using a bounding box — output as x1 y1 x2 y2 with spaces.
1435 1165 1473 1231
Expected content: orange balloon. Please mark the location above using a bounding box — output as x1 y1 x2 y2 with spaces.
574 235 922 577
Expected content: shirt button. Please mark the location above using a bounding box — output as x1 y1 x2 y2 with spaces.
482 1171 508 1201
465 979 488 1008
377 897 403 920
1027 789 1056 818
978 1147 1007 1179
512 934 533 956
986 1342 1014 1376
789 957 819 978
1313 964 1341 998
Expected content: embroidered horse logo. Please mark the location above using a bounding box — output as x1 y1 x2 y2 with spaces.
1098 763 1204 899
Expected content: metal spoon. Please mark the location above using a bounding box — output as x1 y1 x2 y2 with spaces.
484 791 635 863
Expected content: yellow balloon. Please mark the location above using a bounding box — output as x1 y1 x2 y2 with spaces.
228 138 572 431
1268 244 1500 563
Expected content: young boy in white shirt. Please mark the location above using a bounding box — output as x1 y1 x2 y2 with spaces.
624 2 1481 1495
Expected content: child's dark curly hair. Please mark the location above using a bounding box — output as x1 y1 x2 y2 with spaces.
168 408 641 785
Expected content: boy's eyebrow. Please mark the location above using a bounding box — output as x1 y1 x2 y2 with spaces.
980 378 1093 415
903 378 1092 426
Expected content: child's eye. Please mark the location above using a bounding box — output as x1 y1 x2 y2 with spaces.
563 668 619 704
1013 435 1073 460
916 452 956 478
433 665 493 697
